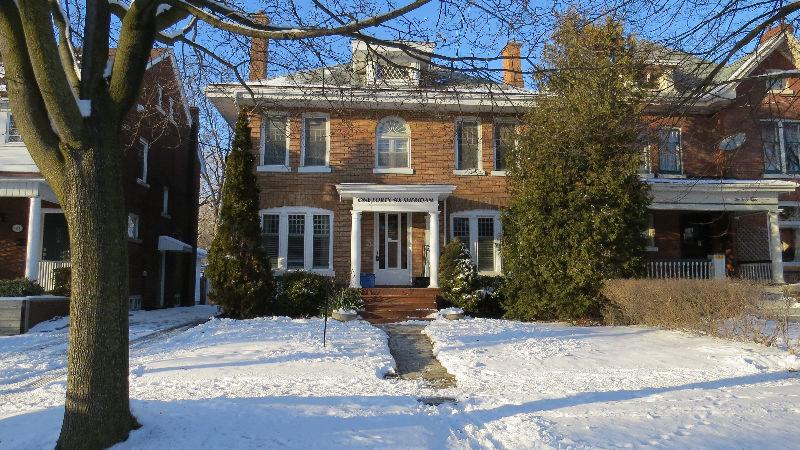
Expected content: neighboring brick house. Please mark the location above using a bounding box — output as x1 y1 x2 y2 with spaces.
206 25 800 294
0 49 201 309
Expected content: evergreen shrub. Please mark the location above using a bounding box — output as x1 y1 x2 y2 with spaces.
274 272 335 317
51 267 71 296
0 278 45 297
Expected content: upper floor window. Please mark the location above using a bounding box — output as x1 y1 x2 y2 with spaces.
762 120 800 174
658 127 682 174
766 70 789 92
262 115 289 167
493 120 516 172
156 86 165 113
376 117 410 169
450 210 502 274
301 114 329 169
455 118 482 172
260 207 333 273
5 113 22 143
127 213 140 240
136 138 149 185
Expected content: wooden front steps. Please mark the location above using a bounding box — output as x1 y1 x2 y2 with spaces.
361 288 439 324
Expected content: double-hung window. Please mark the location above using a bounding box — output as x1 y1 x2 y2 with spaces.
375 117 411 170
450 211 502 274
4 113 22 143
493 120 516 173
261 115 289 168
260 208 334 273
762 120 800 175
658 127 682 174
301 114 330 170
136 138 149 185
455 118 482 173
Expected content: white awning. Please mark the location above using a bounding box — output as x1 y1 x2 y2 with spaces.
335 183 456 213
158 236 193 253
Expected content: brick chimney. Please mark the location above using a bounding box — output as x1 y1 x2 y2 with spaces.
502 41 524 88
249 12 269 81
760 22 794 45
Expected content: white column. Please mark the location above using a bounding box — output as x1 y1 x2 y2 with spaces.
350 211 362 288
25 196 42 281
768 210 785 284
428 211 440 288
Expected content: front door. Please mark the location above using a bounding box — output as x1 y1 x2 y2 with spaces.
375 212 411 285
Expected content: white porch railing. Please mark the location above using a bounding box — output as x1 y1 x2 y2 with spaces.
646 259 713 279
37 260 70 291
737 262 772 282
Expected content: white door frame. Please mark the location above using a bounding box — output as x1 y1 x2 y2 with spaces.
373 212 412 286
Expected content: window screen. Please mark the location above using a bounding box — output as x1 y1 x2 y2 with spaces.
287 214 305 269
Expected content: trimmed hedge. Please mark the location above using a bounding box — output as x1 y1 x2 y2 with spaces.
0 278 45 297
273 272 335 318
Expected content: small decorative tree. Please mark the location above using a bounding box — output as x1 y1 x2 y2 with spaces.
206 112 273 319
438 238 481 312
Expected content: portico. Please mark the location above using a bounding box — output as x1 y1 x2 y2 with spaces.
336 183 456 288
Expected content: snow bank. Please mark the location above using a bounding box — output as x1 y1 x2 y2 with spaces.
425 318 800 449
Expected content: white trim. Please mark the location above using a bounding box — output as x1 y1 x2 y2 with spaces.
375 116 412 170
257 165 292 172
372 212 413 286
453 169 486 176
260 113 290 168
454 116 483 172
260 207 334 273
373 167 415 174
449 209 502 275
490 170 507 176
657 174 687 179
300 112 331 169
298 166 332 173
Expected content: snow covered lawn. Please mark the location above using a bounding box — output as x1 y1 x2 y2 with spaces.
425 318 800 448
2 308 800 449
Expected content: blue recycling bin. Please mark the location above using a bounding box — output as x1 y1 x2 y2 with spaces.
360 273 376 288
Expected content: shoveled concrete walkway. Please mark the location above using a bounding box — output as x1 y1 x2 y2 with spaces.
379 323 456 388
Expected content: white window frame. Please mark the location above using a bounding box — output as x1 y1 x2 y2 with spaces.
127 213 140 241
492 118 518 176
136 138 150 186
258 113 291 172
259 207 334 275
299 113 332 173
161 186 170 218
453 116 485 175
766 69 792 94
374 116 414 174
449 209 502 275
762 119 800 177
155 85 165 114
657 127 684 177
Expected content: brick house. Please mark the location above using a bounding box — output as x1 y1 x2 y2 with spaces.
206 25 800 316
0 49 202 310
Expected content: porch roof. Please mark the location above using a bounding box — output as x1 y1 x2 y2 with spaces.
335 183 456 213
0 178 57 203
647 178 797 211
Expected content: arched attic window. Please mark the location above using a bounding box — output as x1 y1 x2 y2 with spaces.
376 117 410 169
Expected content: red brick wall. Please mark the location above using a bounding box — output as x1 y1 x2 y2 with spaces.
249 110 513 283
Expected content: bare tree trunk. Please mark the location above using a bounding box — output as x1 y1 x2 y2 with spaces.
55 137 139 449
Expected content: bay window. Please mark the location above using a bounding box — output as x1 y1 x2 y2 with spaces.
449 210 502 274
762 120 800 175
260 207 334 273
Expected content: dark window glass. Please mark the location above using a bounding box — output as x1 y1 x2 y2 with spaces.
262 214 280 269
494 122 515 171
312 215 330 269
287 214 305 269
263 116 288 165
477 217 495 272
658 128 681 173
304 117 327 166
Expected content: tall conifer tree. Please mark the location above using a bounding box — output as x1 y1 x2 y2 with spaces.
206 112 273 318
502 13 650 321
